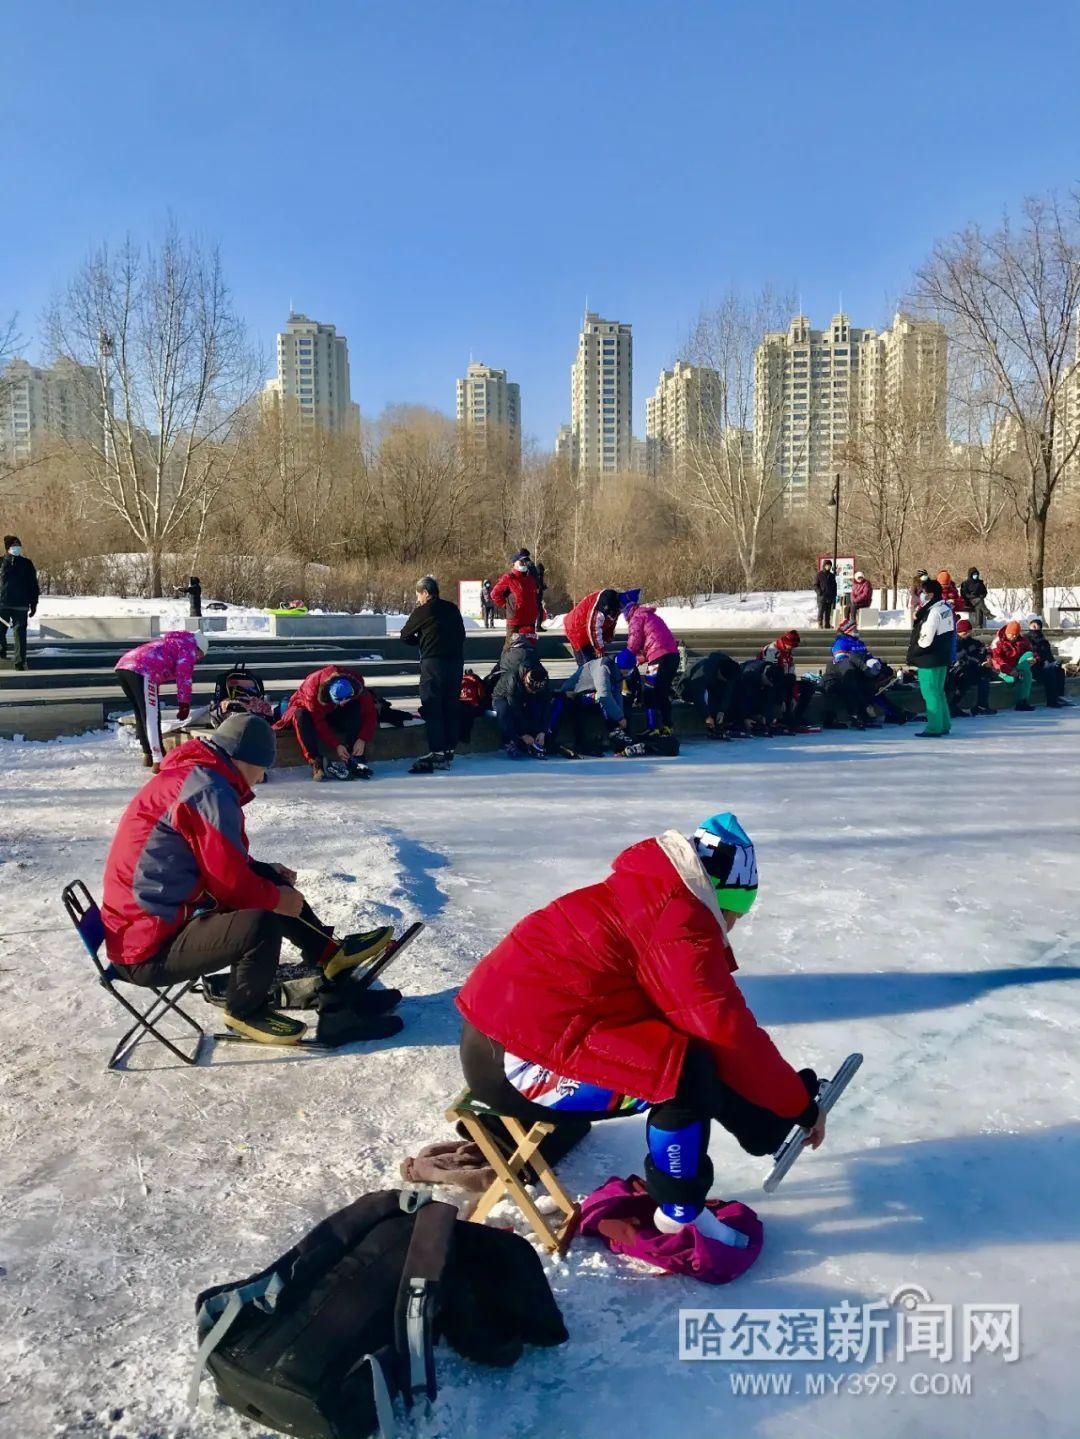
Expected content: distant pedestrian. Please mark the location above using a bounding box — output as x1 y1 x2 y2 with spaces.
491 550 542 643
814 560 838 629
480 579 497 629
959 568 992 627
0 534 39 671
850 571 873 627
400 575 467 773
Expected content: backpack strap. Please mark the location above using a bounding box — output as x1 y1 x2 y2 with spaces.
188 1271 284 1408
393 1191 458 1409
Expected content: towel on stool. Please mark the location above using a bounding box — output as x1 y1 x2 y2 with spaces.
400 1141 496 1193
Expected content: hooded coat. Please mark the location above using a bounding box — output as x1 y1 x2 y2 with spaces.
275 666 376 752
490 568 542 632
456 831 811 1116
564 589 619 657
625 603 679 667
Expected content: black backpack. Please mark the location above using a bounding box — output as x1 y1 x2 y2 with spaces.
210 662 276 726
190 1189 567 1439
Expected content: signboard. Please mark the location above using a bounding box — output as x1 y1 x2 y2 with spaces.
458 579 484 619
818 555 857 597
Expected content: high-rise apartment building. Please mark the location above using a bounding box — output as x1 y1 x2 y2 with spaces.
262 312 359 432
754 312 947 507
0 357 110 461
554 423 577 470
570 313 632 474
456 362 521 465
645 361 725 477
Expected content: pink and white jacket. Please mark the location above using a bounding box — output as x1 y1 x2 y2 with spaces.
625 604 679 669
115 631 201 706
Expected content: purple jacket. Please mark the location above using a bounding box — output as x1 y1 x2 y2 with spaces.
626 605 679 667
115 631 201 706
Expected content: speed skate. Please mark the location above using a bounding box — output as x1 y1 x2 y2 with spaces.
763 1052 864 1192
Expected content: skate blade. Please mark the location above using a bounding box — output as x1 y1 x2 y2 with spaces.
349 921 424 993
762 1052 863 1193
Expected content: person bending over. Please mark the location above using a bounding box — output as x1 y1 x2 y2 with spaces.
682 650 743 739
622 589 680 734
492 635 552 758
101 714 394 1044
563 587 623 664
947 619 994 717
456 813 824 1249
275 665 377 781
115 629 210 771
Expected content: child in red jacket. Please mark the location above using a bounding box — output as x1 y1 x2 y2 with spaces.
457 813 824 1248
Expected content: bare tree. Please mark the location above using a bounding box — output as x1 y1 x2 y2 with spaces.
47 225 259 595
914 194 1080 611
678 287 799 590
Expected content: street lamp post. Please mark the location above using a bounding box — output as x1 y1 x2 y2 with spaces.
829 471 841 570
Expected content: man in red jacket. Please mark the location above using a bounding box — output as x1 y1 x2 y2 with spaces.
275 666 377 781
101 714 395 1043
564 587 623 664
457 812 825 1246
490 550 542 642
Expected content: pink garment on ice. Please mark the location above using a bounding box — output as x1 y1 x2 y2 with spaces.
625 605 679 668
580 1174 763 1283
115 631 201 707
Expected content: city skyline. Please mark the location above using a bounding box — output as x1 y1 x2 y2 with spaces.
2 2 1077 447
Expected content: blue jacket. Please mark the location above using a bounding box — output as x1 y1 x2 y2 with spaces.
831 634 870 662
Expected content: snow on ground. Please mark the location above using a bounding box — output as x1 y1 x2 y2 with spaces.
1 715 1080 1439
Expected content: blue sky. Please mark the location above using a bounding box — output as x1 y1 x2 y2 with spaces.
2 0 1078 447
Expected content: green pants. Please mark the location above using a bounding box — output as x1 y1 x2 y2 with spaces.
1013 652 1035 703
917 667 951 735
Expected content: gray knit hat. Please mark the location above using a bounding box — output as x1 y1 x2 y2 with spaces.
211 713 277 769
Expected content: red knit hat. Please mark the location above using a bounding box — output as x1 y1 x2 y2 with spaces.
956 618 973 636
779 629 801 648
837 618 858 636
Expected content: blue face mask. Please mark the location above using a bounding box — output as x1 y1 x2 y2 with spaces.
8 545 22 556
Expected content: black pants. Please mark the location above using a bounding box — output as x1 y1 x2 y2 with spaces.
419 657 464 754
0 606 29 666
816 598 834 628
644 652 679 727
1036 663 1066 704
116 668 163 762
460 1023 808 1206
122 863 331 1017
947 662 991 711
293 702 364 763
482 604 496 629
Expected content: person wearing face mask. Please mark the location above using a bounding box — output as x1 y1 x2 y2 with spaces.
490 550 543 644
906 577 957 737
0 535 39 671
1026 619 1070 708
908 570 930 623
959 567 992 628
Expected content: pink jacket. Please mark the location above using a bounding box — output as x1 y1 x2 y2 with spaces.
626 605 679 668
115 631 201 706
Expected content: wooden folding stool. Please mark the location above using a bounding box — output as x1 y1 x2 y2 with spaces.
444 1089 580 1255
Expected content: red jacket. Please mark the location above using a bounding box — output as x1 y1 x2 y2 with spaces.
941 581 962 611
490 570 541 632
102 738 282 967
456 831 810 1116
565 590 616 656
851 578 873 608
990 632 1030 674
275 666 377 755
